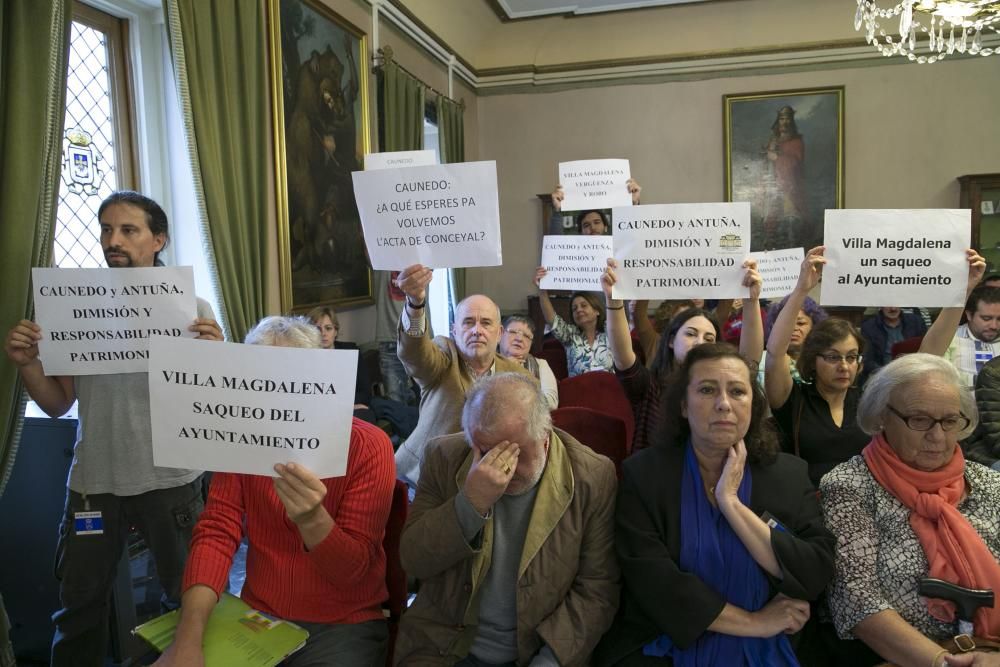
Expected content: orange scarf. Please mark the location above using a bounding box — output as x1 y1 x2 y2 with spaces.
862 433 1000 639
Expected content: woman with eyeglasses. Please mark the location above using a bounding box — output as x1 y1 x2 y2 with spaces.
820 354 1000 667
764 247 870 487
498 315 558 409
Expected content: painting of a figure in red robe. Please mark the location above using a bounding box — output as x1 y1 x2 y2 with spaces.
724 88 844 252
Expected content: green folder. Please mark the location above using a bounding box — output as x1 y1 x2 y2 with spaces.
134 593 309 666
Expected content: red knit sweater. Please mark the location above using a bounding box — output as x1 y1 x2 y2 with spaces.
182 418 396 624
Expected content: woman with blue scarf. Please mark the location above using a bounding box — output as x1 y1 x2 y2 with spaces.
595 343 835 666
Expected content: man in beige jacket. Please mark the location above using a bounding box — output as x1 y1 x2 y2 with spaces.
393 264 531 490
396 373 619 666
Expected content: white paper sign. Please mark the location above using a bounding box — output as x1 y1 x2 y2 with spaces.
32 267 198 376
539 235 613 291
820 209 970 307
149 337 356 478
352 161 502 270
749 248 804 300
559 159 632 211
365 150 437 170
611 202 751 300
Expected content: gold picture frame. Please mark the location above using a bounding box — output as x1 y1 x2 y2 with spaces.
267 0 373 312
724 86 845 252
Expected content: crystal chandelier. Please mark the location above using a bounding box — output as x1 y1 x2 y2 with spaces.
855 0 1000 62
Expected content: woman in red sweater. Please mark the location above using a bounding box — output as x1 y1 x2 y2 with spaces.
154 316 396 667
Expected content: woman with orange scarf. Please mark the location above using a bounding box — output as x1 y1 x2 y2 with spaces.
821 354 1000 667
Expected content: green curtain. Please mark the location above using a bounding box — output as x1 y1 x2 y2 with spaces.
164 0 268 343
0 1 71 661
381 56 425 152
437 94 466 307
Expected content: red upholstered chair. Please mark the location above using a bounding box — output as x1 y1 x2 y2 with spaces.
891 335 924 359
551 407 628 478
537 338 569 381
557 371 635 453
382 480 409 667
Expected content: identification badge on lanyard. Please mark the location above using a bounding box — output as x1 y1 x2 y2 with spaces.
74 511 104 535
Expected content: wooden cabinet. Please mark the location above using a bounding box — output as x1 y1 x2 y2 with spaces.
960 173 1000 273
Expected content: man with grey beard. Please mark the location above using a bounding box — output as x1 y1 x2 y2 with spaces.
395 373 619 666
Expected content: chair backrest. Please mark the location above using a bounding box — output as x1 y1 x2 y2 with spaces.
537 341 569 381
551 407 628 478
557 371 635 452
891 335 924 359
382 479 409 666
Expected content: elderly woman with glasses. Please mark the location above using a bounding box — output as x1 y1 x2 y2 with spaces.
498 314 558 409
821 353 1000 667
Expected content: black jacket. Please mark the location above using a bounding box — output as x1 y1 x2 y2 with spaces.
594 444 835 666
860 311 926 384
964 355 1000 468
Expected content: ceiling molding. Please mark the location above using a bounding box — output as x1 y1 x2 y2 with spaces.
487 0 729 21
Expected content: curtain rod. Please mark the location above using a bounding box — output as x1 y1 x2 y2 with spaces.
373 46 463 107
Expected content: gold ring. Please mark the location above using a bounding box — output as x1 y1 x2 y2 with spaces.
503 464 511 474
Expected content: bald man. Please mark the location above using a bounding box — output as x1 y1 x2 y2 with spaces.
393 264 532 490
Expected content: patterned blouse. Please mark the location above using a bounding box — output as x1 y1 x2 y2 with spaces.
550 313 614 377
820 456 1000 640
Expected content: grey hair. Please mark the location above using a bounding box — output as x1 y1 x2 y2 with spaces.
858 353 978 439
462 372 551 444
244 315 321 349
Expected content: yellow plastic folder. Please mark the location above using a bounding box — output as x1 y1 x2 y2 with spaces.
134 593 309 666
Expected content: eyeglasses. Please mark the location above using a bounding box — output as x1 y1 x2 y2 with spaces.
818 353 863 365
887 405 970 432
504 328 533 341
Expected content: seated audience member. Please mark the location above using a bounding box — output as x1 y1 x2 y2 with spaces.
596 344 834 666
308 305 376 423
393 264 532 490
534 273 614 377
154 316 395 667
601 257 764 451
499 314 558 409
960 355 1000 471
860 306 928 384
548 179 641 235
919 253 993 389
722 298 769 347
821 353 1000 667
373 270 420 406
983 274 1000 289
766 247 868 487
4 190 223 666
631 299 696 367
396 372 619 666
760 291 828 385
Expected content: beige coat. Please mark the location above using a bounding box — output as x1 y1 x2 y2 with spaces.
395 429 620 666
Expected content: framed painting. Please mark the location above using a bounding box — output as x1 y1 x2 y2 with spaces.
724 87 844 252
268 0 373 312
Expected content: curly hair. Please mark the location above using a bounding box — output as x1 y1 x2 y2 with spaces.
649 307 720 387
764 295 828 341
574 209 609 234
797 318 865 384
656 343 779 464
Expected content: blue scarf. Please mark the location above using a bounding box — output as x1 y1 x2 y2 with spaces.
642 444 799 667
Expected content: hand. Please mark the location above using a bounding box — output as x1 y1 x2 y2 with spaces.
751 594 810 636
551 185 564 211
944 652 1000 666
627 178 642 205
534 266 548 289
153 640 205 667
189 318 224 341
715 439 747 511
742 259 762 301
601 257 618 302
796 246 826 293
463 440 519 515
395 264 433 303
966 248 987 296
4 319 42 367
273 462 327 524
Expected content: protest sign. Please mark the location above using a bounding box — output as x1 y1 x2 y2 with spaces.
539 235 613 291
558 159 632 211
365 150 437 170
149 337 356 478
749 248 804 300
352 161 501 270
820 209 970 307
32 266 198 376
611 202 751 300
